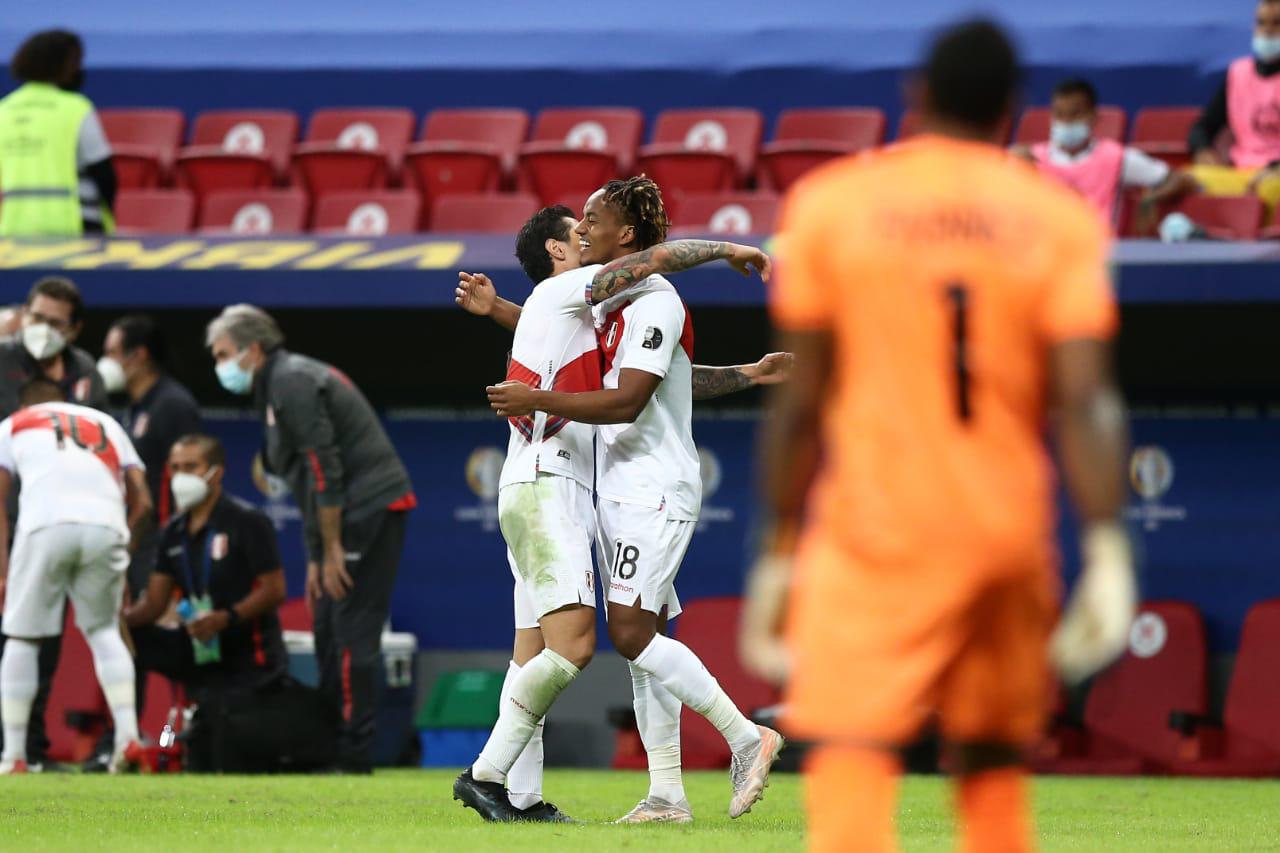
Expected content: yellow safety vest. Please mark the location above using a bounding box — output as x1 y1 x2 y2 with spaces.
0 82 110 237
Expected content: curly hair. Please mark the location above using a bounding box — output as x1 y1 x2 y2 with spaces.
601 175 669 250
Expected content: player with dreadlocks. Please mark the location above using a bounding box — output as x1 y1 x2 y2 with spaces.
485 176 786 824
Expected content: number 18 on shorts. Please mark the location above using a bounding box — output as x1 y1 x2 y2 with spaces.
596 498 695 618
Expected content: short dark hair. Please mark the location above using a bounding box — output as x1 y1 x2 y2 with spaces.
10 30 82 84
601 176 669 250
515 205 575 283
173 434 226 469
923 19 1020 132
1052 78 1099 110
19 377 64 406
27 276 84 326
110 314 168 367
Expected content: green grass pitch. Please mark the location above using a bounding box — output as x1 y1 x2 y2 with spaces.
1 769 1276 851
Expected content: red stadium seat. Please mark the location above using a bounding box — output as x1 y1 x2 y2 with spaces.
517 108 643 206
100 108 186 189
1034 601 1208 775
313 190 422 235
673 597 781 769
198 189 309 234
292 108 415 194
115 189 197 234
1013 106 1128 145
430 193 540 233
1131 107 1200 169
669 192 780 235
404 109 530 216
176 110 299 200
278 598 313 632
1169 599 1280 777
897 109 1011 144
757 108 886 191
637 109 764 195
1175 194 1265 240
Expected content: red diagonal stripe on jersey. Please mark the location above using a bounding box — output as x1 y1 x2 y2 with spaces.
553 348 603 393
680 298 695 362
12 409 122 480
505 358 542 439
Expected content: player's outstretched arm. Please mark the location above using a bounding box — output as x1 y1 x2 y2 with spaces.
456 271 522 332
691 352 793 401
591 240 770 304
488 368 661 425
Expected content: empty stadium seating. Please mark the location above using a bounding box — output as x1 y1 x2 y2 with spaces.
430 193 540 233
1014 105 1129 145
198 189 309 234
1168 599 1280 776
115 189 197 234
100 108 186 189
673 597 780 769
313 191 421 235
518 108 644 206
1034 601 1208 774
1131 107 1199 168
404 109 530 223
176 110 299 200
757 108 886 190
637 109 764 195
292 108 415 195
670 192 780 235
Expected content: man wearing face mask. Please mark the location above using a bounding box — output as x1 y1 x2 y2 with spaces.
205 305 415 774
1013 79 1199 234
0 275 107 770
1188 0 1280 218
124 435 335 771
0 29 116 237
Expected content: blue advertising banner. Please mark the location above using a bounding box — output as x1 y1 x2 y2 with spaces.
208 410 1280 656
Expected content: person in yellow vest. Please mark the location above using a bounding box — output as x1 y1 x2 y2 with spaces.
0 30 116 237
1188 0 1280 218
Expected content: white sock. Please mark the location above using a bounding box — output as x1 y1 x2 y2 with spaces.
0 638 39 763
630 662 685 804
632 634 760 755
502 661 546 810
85 625 139 748
473 649 578 783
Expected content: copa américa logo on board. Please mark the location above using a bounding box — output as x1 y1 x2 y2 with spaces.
456 446 504 532
1126 445 1186 532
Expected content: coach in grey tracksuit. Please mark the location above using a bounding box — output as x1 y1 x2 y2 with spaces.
205 305 415 773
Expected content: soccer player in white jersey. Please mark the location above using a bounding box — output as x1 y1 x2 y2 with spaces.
452 203 770 822
471 178 789 824
0 379 151 775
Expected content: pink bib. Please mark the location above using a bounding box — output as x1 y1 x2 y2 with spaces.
1032 139 1125 225
1228 56 1280 168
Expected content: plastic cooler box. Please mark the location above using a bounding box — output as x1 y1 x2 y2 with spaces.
284 629 418 766
415 670 505 767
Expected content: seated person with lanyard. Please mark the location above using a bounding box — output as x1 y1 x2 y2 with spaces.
124 433 336 772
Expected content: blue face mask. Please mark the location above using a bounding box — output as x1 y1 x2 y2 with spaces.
1050 120 1092 150
215 351 254 395
1254 33 1280 63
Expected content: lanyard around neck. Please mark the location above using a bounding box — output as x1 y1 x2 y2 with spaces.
181 527 216 598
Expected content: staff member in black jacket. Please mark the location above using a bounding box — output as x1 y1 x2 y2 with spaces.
205 304 416 773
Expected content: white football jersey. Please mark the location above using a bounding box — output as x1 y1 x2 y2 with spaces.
0 402 143 539
593 276 701 521
499 264 603 491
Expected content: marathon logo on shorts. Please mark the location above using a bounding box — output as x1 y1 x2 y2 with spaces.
610 581 634 594
210 533 229 560
642 326 663 350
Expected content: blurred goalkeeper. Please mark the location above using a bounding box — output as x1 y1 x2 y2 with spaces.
742 19 1135 853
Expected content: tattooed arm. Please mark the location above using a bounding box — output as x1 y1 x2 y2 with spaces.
590 240 770 304
691 352 794 401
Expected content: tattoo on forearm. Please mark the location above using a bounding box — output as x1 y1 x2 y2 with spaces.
591 240 730 302
691 365 752 400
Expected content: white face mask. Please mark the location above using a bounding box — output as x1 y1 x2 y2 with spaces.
96 356 126 394
22 323 66 361
171 466 219 513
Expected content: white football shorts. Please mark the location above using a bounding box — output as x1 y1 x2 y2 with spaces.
499 473 597 630
596 498 692 620
3 523 130 638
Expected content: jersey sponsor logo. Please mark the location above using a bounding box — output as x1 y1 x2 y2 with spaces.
11 408 122 480
211 532 229 561
642 326 663 350
131 412 150 438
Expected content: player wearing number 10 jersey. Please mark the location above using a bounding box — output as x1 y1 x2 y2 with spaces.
0 380 152 775
745 20 1136 853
